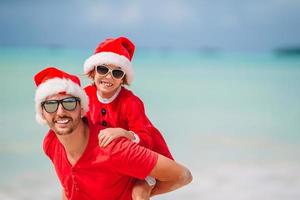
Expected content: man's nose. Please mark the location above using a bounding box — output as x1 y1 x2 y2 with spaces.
56 103 66 115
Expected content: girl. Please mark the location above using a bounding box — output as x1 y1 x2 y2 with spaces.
83 36 173 199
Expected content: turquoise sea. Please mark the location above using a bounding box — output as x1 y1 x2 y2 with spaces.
0 47 300 199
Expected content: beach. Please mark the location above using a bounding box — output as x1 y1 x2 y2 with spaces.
0 47 300 199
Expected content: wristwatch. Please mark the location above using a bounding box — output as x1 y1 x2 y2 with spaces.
128 131 140 143
145 176 157 186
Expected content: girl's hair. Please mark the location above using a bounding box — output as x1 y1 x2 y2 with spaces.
87 70 95 80
122 76 129 85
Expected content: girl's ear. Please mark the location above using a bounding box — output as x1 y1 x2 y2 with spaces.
88 70 95 79
90 70 95 79
122 76 128 85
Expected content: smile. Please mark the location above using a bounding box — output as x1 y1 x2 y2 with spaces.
100 81 113 87
55 118 70 124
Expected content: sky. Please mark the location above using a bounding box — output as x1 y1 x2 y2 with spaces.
0 0 300 51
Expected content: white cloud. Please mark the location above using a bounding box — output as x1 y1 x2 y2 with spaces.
80 1 142 29
153 1 196 26
1 0 300 50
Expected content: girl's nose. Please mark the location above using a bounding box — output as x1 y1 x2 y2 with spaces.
105 71 113 79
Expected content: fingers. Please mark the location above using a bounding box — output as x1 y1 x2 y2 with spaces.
102 135 113 147
98 128 127 148
98 131 113 147
99 133 108 147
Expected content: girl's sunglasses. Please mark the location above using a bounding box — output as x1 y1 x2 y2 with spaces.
41 97 81 113
95 65 125 79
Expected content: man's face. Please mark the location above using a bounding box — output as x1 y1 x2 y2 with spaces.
41 93 83 135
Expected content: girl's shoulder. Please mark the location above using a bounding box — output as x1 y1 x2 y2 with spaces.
120 87 143 103
119 87 145 111
84 85 97 99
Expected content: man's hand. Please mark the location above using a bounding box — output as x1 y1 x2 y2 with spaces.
132 179 154 200
98 128 134 147
149 154 193 196
62 189 67 200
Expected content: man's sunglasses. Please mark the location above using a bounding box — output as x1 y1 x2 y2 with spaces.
41 97 81 113
95 65 125 79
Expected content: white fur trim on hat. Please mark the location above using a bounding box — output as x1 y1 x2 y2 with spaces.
84 52 134 84
35 78 89 125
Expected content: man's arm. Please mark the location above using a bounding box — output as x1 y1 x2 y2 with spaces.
149 154 192 196
62 189 67 200
105 138 192 196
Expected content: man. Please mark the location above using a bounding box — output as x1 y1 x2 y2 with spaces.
34 67 192 200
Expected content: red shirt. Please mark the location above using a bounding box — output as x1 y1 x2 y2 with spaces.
85 85 173 160
43 122 158 200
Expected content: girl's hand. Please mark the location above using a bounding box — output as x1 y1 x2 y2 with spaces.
98 128 134 147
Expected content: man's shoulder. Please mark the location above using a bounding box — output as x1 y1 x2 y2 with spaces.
43 130 56 147
107 138 132 152
95 138 130 157
43 130 58 159
100 138 158 179
104 138 150 159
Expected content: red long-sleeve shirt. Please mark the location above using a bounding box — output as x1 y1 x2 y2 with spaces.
84 85 173 159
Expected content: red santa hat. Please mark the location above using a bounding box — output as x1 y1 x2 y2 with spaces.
83 36 135 84
34 67 89 124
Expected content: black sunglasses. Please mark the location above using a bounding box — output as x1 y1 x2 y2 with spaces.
41 97 81 113
95 65 125 79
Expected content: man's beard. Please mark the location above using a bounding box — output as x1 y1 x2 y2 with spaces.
51 116 79 136
55 126 74 136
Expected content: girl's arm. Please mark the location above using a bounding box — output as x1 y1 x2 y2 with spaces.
124 96 154 148
98 97 153 148
98 128 135 147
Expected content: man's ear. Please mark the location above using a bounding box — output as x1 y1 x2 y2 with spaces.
41 110 46 120
81 107 85 118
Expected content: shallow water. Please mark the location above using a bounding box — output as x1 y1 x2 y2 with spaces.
0 47 300 199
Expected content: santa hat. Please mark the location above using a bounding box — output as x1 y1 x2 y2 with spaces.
34 67 89 125
83 36 135 84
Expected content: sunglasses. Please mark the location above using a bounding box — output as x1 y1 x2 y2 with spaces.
41 97 81 113
95 65 125 79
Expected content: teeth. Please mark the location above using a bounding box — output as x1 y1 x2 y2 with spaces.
101 81 112 87
56 119 69 124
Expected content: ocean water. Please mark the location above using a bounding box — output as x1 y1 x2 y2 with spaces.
0 47 300 199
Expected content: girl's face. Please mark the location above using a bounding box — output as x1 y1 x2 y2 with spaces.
93 64 124 99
